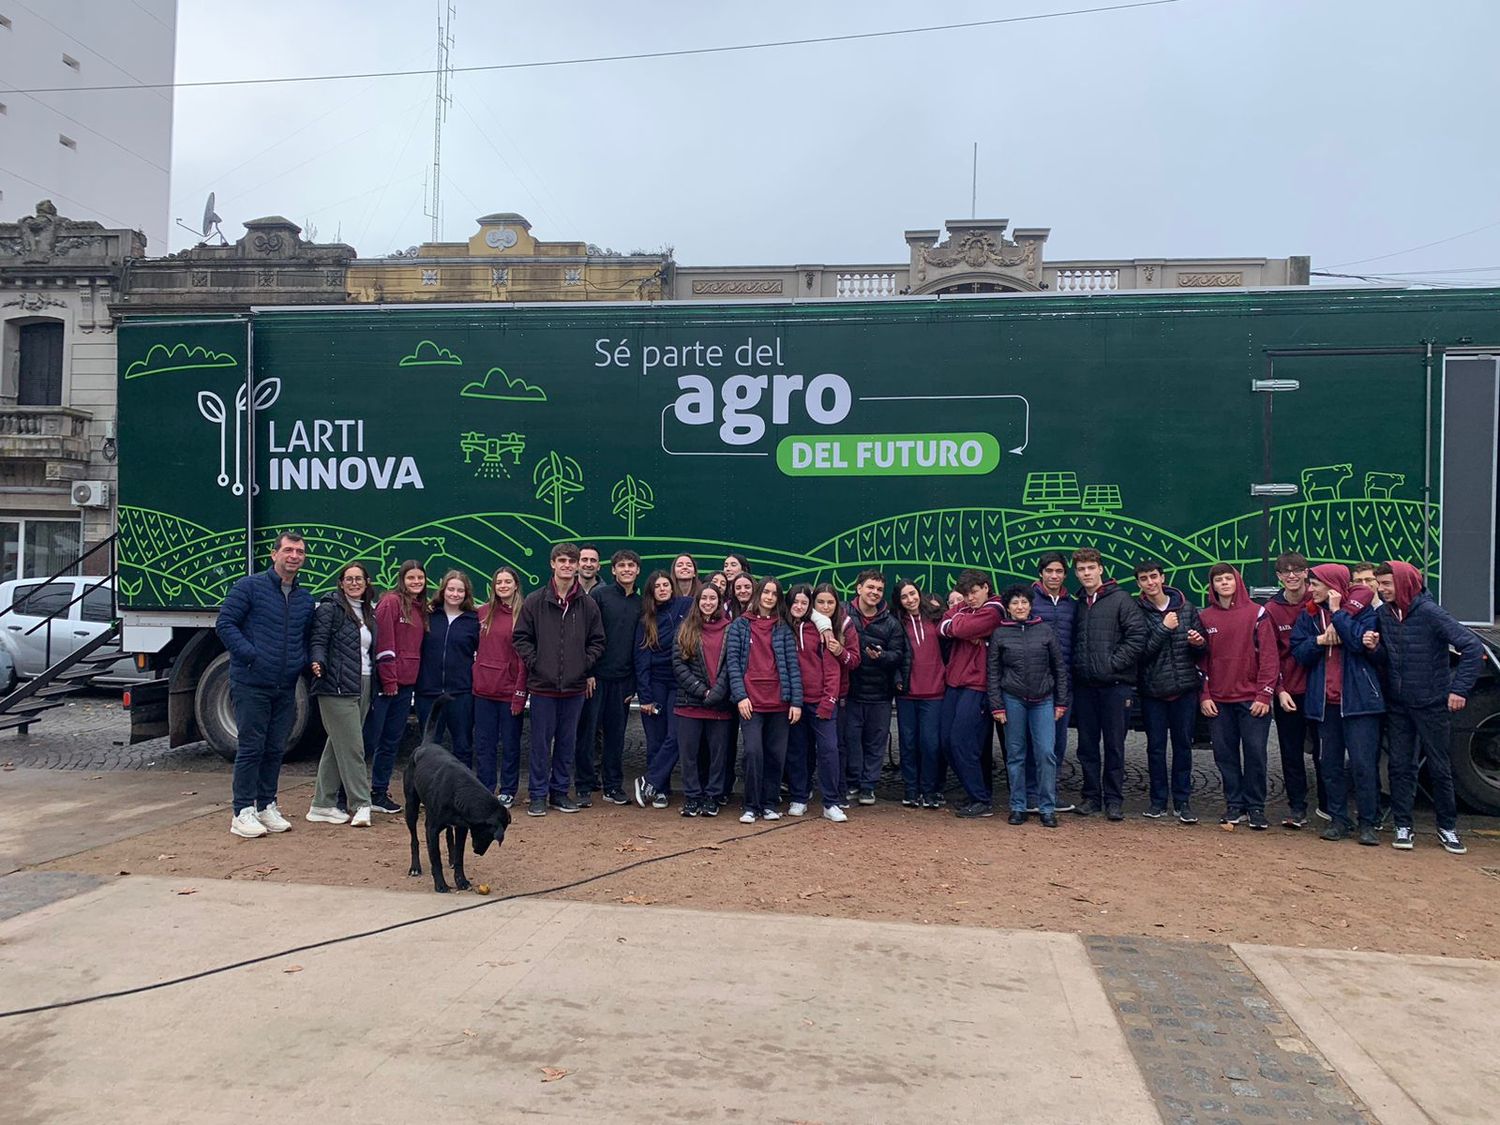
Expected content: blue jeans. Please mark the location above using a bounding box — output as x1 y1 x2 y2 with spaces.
416 692 474 768
789 709 841 805
1074 682 1131 807
1141 693 1196 809
1316 704 1382 830
940 686 991 805
1025 702 1071 807
677 714 729 802
1002 694 1057 814
230 680 297 812
577 675 630 795
1272 693 1320 816
1388 701 1457 831
528 694 584 800
741 710 790 814
363 685 413 794
642 685 680 793
472 696 523 795
896 696 943 799
843 699 891 793
1210 702 1270 814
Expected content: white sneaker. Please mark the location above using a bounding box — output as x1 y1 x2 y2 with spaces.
349 805 372 827
822 805 848 823
306 805 350 824
256 802 291 833
762 809 782 821
231 806 268 838
738 810 756 824
788 802 807 817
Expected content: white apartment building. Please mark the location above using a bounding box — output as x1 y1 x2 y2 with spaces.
0 0 176 253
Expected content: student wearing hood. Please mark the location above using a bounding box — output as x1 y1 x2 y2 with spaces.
1291 564 1385 845
1367 561 1484 854
1198 563 1279 830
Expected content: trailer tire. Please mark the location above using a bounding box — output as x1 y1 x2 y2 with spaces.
194 653 311 763
1451 686 1500 817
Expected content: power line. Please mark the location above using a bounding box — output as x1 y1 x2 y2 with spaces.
1322 217 1500 269
8 1 1182 95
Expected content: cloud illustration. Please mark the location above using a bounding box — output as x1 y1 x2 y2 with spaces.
124 343 237 380
460 366 547 402
399 340 463 367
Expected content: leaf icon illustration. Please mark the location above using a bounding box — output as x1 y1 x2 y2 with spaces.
197 391 226 424
253 378 281 410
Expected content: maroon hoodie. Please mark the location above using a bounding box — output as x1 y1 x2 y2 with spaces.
1198 567 1279 704
1306 564 1351 706
1261 588 1309 695
940 599 1003 691
1386 560 1424 620
901 611 946 700
794 620 843 720
473 602 526 703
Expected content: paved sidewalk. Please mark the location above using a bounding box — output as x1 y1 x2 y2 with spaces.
0 880 1156 1125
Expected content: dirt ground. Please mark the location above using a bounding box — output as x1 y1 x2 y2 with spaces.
43 773 1500 961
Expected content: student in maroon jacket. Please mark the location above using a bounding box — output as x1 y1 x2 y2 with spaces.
894 579 948 809
940 569 1004 818
364 560 428 814
473 567 527 805
672 584 734 817
1198 563 1279 830
787 584 859 821
1260 551 1322 827
512 543 606 818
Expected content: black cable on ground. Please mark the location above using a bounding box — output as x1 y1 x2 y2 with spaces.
0 817 809 1020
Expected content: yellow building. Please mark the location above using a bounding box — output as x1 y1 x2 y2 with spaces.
346 213 669 303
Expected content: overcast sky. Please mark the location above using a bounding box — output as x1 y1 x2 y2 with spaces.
169 0 1500 283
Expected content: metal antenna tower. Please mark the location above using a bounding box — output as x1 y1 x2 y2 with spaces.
425 1 456 242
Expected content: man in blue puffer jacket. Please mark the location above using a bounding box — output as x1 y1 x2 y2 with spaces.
1367 560 1483 855
215 532 316 839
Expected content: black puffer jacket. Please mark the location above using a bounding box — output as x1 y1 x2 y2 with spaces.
1072 581 1148 687
845 600 907 701
1373 591 1482 707
672 626 732 712
308 594 376 697
986 616 1068 712
1137 587 1204 700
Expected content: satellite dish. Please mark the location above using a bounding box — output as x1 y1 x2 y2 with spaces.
202 192 225 243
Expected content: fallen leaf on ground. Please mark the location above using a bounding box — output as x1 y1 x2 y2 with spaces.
156 854 177 861
115 869 130 876
540 1066 570 1082
797 887 825 899
174 887 197 895
615 842 645 853
462 1028 476 1037
619 894 656 905
282 964 303 974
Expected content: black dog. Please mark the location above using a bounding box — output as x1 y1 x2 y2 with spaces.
403 715 511 893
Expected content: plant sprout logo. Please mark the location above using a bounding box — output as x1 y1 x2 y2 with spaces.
197 380 280 496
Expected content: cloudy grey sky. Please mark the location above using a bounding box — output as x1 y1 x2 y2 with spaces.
169 0 1500 282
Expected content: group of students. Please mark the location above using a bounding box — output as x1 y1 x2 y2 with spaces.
223 533 1484 854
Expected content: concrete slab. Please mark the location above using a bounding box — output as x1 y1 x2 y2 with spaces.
0 765 285 873
1236 943 1500 1125
0 877 1159 1124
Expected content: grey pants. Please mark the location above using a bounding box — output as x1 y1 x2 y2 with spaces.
313 678 372 809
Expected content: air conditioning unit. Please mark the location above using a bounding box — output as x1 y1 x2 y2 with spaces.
70 480 110 508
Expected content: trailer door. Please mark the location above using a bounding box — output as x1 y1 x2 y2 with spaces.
1440 355 1499 625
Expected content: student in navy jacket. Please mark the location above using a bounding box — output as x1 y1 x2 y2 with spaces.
1291 565 1384 844
415 570 480 770
215 531 316 839
1368 561 1483 854
632 571 690 808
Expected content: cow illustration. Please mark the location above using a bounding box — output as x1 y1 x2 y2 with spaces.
1300 463 1352 501
1363 471 1405 499
376 536 447 588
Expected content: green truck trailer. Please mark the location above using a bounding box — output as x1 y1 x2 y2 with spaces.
115 286 1500 812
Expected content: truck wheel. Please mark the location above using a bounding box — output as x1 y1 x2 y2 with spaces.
1451 686 1500 817
194 653 311 763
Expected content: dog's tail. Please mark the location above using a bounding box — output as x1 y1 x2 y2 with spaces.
423 693 451 743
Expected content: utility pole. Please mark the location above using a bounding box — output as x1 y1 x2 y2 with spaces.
426 1 456 243
971 142 978 219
